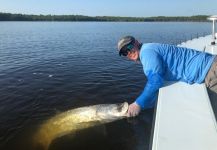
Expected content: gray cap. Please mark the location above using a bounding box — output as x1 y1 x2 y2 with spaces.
117 36 135 51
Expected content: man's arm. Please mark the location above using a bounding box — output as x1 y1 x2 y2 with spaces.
127 73 163 117
127 48 165 117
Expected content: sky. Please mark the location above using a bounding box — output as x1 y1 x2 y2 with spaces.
0 0 217 17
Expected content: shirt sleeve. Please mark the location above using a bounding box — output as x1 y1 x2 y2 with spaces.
135 73 163 109
136 48 164 109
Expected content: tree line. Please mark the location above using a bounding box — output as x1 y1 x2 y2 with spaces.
0 12 209 22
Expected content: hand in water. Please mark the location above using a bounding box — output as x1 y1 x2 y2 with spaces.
127 102 141 117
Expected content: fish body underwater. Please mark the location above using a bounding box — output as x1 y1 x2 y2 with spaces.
33 102 128 150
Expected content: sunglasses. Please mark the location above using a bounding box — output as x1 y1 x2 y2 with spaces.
119 44 134 56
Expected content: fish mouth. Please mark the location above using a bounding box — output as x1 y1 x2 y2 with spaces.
116 102 128 116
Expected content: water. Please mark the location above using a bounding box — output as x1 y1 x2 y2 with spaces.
0 22 211 150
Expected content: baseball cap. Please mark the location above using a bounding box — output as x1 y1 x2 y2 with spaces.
117 36 135 52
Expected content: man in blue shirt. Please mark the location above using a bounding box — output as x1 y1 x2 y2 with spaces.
117 35 217 117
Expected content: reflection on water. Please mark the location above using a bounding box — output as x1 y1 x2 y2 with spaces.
50 120 136 150
0 22 211 150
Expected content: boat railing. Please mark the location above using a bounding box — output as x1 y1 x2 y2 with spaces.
207 15 217 45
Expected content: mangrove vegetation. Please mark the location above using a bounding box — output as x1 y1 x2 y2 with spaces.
0 12 209 22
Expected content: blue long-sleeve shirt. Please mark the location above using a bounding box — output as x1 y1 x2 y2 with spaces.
136 43 215 109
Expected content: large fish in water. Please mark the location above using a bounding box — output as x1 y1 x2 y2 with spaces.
33 102 128 150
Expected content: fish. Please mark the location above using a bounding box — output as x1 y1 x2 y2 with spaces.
32 102 128 150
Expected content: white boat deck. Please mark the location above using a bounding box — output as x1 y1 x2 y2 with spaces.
152 34 217 150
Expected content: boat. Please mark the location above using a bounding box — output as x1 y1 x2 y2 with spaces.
151 15 217 150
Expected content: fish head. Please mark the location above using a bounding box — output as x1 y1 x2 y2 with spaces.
109 102 128 117
96 102 128 121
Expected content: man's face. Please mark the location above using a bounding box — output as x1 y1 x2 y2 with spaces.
127 49 139 61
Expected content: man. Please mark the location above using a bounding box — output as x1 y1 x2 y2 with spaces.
117 35 217 117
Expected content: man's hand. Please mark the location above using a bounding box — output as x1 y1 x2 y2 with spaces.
127 102 141 117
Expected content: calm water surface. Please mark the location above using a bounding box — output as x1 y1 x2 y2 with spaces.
0 22 211 150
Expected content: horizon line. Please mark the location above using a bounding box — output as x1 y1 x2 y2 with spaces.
0 11 211 18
